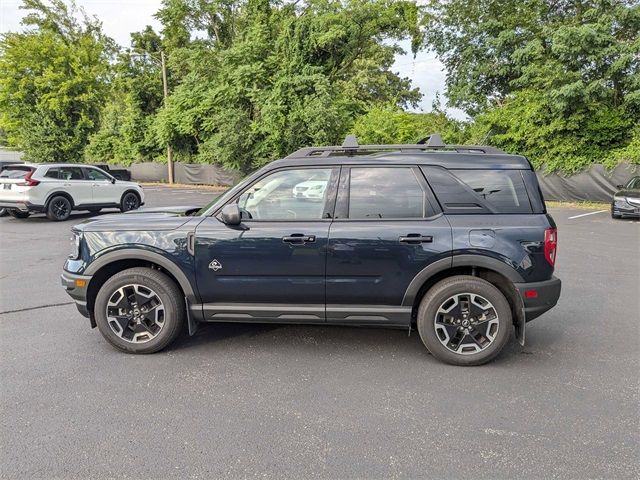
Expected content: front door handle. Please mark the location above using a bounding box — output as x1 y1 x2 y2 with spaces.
282 234 316 244
399 234 433 244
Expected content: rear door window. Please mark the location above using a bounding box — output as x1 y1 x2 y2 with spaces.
58 167 85 180
422 166 532 214
346 167 434 219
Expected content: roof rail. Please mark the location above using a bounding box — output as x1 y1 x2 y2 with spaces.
286 134 506 158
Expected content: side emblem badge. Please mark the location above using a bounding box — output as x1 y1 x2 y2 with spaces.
209 259 223 271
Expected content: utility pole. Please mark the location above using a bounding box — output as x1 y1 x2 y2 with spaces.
160 50 174 184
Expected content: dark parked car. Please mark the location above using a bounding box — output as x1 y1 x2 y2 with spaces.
91 164 131 181
61 135 561 366
611 176 640 219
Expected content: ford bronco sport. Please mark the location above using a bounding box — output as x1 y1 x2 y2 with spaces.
61 135 561 366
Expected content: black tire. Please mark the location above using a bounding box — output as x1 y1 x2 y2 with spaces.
0 208 7 217
611 207 621 219
417 275 512 366
8 209 30 219
120 192 140 212
46 195 72 221
94 267 185 354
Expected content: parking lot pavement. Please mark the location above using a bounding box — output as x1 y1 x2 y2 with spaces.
1 188 638 479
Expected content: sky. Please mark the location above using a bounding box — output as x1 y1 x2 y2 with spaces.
0 0 467 120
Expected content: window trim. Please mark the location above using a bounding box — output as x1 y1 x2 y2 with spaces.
216 166 340 223
83 166 114 182
421 165 535 215
334 165 441 221
52 166 87 181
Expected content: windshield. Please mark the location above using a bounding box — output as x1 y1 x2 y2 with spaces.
625 176 640 190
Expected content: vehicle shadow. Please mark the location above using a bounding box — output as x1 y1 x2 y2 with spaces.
1 209 120 223
167 320 561 364
168 321 429 356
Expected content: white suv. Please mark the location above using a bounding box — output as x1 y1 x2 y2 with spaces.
0 164 144 221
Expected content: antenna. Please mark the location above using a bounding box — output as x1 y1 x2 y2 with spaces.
342 135 359 149
416 133 445 147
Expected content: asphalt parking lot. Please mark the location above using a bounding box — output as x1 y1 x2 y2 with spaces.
1 186 638 479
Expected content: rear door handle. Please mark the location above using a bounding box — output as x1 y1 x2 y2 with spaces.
399 234 433 244
282 234 316 244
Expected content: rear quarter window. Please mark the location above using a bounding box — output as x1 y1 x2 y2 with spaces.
422 166 532 214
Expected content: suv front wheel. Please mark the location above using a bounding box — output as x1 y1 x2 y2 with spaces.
94 267 185 354
417 275 512 366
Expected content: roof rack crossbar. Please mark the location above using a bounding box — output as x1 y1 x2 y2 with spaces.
286 135 505 158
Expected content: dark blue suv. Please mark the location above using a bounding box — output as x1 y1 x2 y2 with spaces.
61 135 561 365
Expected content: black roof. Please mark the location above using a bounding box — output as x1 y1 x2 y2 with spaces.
272 134 531 170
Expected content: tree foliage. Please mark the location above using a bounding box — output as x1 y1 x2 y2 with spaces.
149 0 423 172
423 0 640 171
1 0 637 173
0 0 114 162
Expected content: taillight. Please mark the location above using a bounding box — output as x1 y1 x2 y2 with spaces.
544 228 557 266
17 170 39 187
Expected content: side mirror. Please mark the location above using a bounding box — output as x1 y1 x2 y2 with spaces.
220 203 241 226
616 184 623 189
111 178 116 184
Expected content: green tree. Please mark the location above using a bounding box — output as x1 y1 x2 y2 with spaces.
86 26 166 165
0 0 115 162
153 0 425 172
424 0 640 171
352 106 464 145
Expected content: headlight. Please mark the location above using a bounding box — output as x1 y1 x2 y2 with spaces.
69 232 81 259
613 196 629 206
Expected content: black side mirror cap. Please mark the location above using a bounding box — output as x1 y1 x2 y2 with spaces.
220 203 241 226
616 184 623 189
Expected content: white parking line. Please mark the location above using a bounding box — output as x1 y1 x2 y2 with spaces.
568 210 607 219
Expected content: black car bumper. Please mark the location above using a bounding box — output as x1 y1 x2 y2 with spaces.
61 271 92 318
514 276 561 322
0 200 45 212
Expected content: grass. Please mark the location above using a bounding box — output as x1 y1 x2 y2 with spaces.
546 200 610 210
140 182 227 191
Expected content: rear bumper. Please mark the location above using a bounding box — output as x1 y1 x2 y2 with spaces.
61 271 92 318
515 276 561 322
0 200 44 212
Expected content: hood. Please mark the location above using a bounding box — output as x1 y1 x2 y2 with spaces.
73 205 202 233
614 189 640 198
129 205 202 215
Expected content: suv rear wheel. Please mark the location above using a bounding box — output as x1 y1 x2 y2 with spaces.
417 275 512 366
94 267 185 354
46 195 72 221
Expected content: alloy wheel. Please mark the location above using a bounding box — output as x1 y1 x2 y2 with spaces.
106 284 165 343
434 293 499 355
123 193 139 211
52 198 70 219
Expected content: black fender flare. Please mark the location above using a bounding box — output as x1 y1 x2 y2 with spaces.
45 191 76 209
84 249 198 303
121 189 141 205
401 254 524 307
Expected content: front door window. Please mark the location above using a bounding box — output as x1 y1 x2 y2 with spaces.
237 168 333 221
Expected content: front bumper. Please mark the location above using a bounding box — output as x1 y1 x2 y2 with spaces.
61 271 92 318
515 276 561 322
